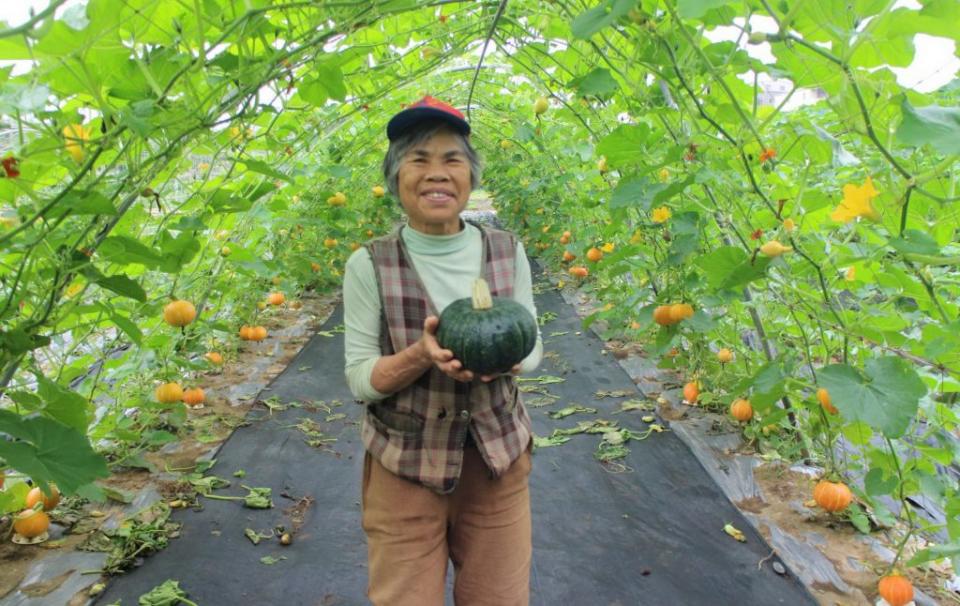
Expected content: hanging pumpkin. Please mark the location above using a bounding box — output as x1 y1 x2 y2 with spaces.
436 278 537 375
205 352 224 365
163 300 197 327
268 292 286 306
250 326 268 341
682 381 699 404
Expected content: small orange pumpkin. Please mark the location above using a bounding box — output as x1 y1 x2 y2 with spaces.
205 352 224 365
182 388 206 406
717 348 734 363
25 484 60 511
163 300 196 327
682 381 699 404
13 508 50 539
586 247 603 262
239 325 252 340
669 303 694 323
268 292 286 306
155 382 184 403
653 305 674 326
817 388 838 415
310 262 321 272
878 573 913 606
730 398 753 422
813 479 853 512
251 326 268 341
562 250 576 262
569 266 588 278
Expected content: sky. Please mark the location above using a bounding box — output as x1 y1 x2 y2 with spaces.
1 0 958 94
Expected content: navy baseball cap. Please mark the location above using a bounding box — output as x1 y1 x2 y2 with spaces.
386 95 471 141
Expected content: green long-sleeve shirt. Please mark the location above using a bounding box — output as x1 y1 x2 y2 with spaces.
342 222 543 402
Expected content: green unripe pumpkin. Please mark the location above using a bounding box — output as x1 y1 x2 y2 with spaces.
437 278 538 375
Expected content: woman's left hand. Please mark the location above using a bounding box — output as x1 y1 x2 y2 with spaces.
478 364 521 383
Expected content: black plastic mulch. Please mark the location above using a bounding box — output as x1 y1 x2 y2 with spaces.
95 273 817 606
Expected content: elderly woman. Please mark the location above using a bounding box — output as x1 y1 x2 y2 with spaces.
343 96 543 606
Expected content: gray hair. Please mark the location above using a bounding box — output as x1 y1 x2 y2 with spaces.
381 121 482 197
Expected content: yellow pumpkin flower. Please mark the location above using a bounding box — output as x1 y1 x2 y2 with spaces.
651 206 672 224
63 124 91 163
832 177 880 223
782 217 795 232
601 242 615 253
65 282 84 298
658 168 670 182
629 230 643 244
845 266 856 281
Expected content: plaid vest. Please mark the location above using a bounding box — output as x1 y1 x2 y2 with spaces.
361 222 533 494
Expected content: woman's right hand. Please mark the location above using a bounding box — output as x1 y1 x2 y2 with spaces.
419 315 475 382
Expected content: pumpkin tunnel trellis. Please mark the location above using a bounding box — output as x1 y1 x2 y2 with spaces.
0 0 956 598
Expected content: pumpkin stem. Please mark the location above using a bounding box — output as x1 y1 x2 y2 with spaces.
471 278 494 311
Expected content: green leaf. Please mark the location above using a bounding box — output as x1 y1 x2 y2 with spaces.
157 231 200 273
610 176 664 211
51 190 117 217
597 124 654 167
0 409 108 494
569 68 619 98
695 246 770 291
209 188 252 213
864 467 898 496
106 308 143 345
888 230 941 255
98 236 164 269
36 376 90 432
907 542 960 567
819 358 926 438
896 99 960 154
0 328 51 357
242 159 292 183
96 274 147 302
571 0 635 39
678 0 732 19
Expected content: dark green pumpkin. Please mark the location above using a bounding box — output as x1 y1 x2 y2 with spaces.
437 278 538 375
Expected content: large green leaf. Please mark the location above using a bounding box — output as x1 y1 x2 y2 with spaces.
597 124 654 166
96 274 147 302
98 236 164 269
818 358 926 438
695 246 770 291
36 376 90 432
0 409 108 494
678 0 732 19
571 0 635 39
896 99 960 154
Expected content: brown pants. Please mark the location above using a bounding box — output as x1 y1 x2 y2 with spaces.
361 443 533 606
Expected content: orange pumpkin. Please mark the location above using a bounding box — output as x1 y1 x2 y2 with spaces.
653 305 674 326
817 388 838 415
205 352 224 365
682 381 699 403
239 325 252 340
730 398 753 422
562 230 572 240
562 250 576 262
669 303 694 323
183 388 206 406
155 382 184 403
878 573 913 606
717 348 734 363
251 326 268 341
324 238 338 249
268 292 286 306
13 508 50 539
559 235 570 245
163 300 196 327
586 247 603 262
310 262 321 272
25 484 60 511
813 479 852 512
569 266 588 278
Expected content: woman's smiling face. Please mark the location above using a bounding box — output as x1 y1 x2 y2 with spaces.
397 128 472 235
